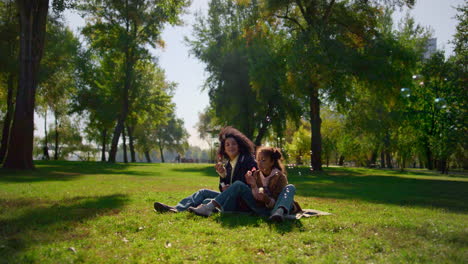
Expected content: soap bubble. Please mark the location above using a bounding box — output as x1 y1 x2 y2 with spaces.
434 98 447 109
400 88 411 98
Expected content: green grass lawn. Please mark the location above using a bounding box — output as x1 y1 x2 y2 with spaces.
0 161 467 263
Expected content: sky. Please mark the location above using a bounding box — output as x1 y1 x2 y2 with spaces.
36 0 464 150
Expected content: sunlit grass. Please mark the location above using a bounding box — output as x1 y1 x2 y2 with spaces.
0 161 466 263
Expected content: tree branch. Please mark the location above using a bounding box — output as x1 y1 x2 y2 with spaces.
275 14 305 32
322 0 335 23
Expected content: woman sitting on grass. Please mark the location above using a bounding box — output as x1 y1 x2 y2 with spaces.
189 146 301 222
153 126 257 213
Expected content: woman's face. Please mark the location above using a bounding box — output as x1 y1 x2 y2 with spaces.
257 152 274 175
224 137 239 160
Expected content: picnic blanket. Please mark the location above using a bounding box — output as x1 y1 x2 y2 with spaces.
222 209 332 219
284 209 332 220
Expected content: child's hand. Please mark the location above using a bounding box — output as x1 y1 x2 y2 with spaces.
252 188 266 201
221 184 230 191
245 171 256 187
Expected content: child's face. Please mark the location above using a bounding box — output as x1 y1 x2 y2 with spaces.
257 152 274 175
224 137 239 160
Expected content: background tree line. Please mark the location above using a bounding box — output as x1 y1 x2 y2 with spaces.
194 0 467 173
0 0 465 172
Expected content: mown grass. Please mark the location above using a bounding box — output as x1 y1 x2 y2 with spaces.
0 161 467 263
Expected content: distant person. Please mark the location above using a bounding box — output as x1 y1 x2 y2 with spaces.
188 146 301 222
153 126 257 213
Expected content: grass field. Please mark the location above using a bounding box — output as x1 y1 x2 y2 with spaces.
0 161 467 263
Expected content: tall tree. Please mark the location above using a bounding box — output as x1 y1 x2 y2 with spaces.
0 0 19 163
3 0 50 169
155 113 189 163
261 0 415 171
188 0 301 144
78 0 189 163
37 16 79 160
71 46 121 162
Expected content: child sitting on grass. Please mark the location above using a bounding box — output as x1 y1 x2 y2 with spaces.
189 147 301 222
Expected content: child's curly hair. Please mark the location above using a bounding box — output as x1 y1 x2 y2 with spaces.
218 126 255 159
256 146 286 174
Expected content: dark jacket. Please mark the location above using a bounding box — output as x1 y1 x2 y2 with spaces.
219 153 257 192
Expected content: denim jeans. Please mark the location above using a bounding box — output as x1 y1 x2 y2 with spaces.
214 181 297 216
214 181 270 216
175 188 239 212
272 184 296 214
175 189 219 212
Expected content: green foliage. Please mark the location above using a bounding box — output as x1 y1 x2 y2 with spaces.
402 51 466 169
0 0 18 114
285 123 311 165
37 16 80 119
155 113 189 156
188 0 301 142
452 2 467 71
45 115 96 160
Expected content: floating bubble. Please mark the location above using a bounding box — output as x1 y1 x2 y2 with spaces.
434 98 447 109
400 88 411 98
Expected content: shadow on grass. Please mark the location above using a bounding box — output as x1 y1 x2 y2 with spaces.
0 160 159 183
215 212 304 234
170 166 218 177
0 194 129 260
288 167 468 213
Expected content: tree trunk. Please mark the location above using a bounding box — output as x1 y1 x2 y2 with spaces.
144 150 151 163
0 73 15 163
122 125 128 163
3 0 49 169
159 142 165 163
310 89 323 171
438 158 448 174
108 17 134 163
42 109 49 160
101 128 107 162
127 124 136 162
380 150 386 168
383 132 392 168
254 121 269 147
254 104 272 146
54 111 59 160
425 145 434 170
338 155 344 166
385 151 393 169
369 150 378 167
108 118 124 162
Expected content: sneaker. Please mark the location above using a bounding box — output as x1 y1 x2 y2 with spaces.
268 208 285 222
188 203 215 217
153 202 177 213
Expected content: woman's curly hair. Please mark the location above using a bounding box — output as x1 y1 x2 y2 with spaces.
218 126 255 159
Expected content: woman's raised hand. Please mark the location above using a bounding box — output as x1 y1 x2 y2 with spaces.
215 162 226 176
